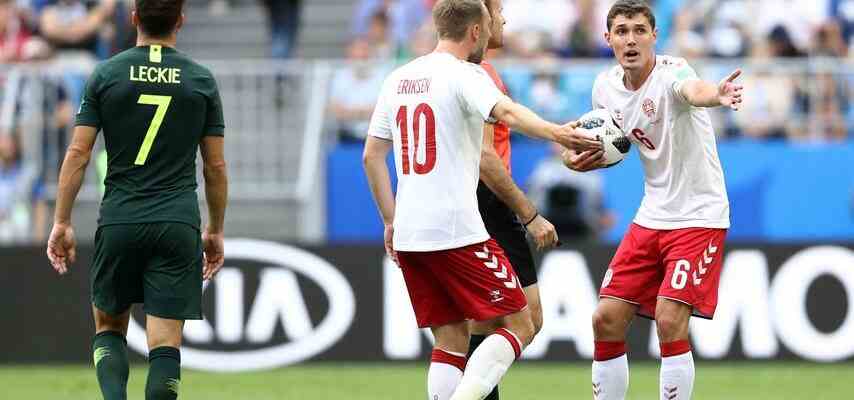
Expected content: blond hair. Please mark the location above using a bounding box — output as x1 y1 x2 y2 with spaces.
432 0 487 42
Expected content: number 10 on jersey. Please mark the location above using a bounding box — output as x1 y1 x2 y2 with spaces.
396 104 436 175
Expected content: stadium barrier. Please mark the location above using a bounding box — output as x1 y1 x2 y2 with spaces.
4 240 852 371
328 141 854 243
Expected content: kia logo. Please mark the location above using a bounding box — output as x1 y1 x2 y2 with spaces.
125 239 356 371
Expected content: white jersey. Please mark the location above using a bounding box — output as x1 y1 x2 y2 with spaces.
592 55 730 230
368 52 505 251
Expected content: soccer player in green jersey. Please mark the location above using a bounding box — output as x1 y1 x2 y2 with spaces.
46 1 228 399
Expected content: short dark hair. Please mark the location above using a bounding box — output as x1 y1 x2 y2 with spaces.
136 0 185 38
607 0 655 31
432 0 486 41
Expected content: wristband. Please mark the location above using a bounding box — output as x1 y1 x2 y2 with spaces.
523 212 539 228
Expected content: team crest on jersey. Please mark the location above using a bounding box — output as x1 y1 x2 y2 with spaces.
642 98 657 120
602 268 613 288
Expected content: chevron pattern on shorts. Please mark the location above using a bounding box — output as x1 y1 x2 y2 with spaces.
692 240 718 285
474 245 518 289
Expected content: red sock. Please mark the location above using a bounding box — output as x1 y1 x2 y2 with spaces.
594 341 627 361
431 348 467 371
660 340 691 357
495 328 522 359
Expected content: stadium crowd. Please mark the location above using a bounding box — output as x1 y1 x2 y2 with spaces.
0 0 135 244
0 0 852 245
331 0 854 144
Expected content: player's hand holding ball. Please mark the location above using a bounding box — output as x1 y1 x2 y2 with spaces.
570 108 631 168
555 121 602 152
46 222 76 275
562 147 606 172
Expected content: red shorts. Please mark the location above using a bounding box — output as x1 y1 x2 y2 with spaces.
600 223 727 319
397 238 528 328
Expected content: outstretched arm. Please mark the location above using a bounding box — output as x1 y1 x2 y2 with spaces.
680 69 744 110
490 99 602 152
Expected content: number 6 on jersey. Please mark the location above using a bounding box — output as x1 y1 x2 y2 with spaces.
135 94 172 165
396 103 436 175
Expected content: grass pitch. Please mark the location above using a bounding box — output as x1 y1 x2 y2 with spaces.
1 362 851 399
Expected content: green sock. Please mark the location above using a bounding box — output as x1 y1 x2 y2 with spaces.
92 331 129 400
146 347 181 400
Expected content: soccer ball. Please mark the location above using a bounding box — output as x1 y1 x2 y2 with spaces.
576 108 631 167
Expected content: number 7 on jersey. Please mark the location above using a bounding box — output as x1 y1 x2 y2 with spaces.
135 94 172 165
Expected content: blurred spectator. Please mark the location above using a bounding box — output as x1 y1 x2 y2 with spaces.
353 0 429 53
830 0 854 51
0 0 51 62
0 132 47 244
791 72 849 142
329 38 388 143
731 42 796 140
527 143 614 243
39 0 117 59
366 10 394 60
502 0 576 56
751 0 829 54
767 25 805 57
731 69 794 140
409 22 436 58
260 0 302 58
560 0 610 58
669 0 751 58
651 0 684 51
526 60 572 124
811 20 848 57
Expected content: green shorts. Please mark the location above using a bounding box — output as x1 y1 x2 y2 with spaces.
91 222 203 320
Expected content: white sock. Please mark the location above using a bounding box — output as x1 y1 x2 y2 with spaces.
592 354 629 400
428 349 466 400
449 329 521 400
660 352 694 400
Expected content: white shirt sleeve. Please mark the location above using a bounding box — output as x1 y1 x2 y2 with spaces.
457 64 505 121
662 57 700 105
367 80 392 140
591 73 607 110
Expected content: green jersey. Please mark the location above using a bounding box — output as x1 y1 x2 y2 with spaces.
76 45 224 229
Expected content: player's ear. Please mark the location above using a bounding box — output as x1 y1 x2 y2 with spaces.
471 22 480 44
604 31 612 48
175 13 186 32
131 11 139 29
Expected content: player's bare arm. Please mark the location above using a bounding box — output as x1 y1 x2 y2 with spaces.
480 123 558 250
47 125 98 274
490 98 602 152
679 69 744 110
362 135 396 262
200 136 228 280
